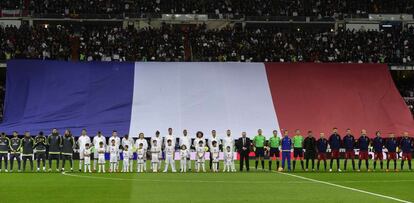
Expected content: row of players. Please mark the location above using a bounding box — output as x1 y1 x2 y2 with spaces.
0 127 412 172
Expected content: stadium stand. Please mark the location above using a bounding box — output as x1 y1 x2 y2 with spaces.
18 0 414 18
1 24 414 63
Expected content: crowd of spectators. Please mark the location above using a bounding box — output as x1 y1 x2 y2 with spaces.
0 24 72 61
79 24 184 62
1 24 414 64
190 25 414 63
0 0 411 18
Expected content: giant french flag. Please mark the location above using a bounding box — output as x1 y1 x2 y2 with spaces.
1 60 413 138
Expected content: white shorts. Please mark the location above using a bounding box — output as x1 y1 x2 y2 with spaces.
98 155 105 164
79 149 85 159
84 157 91 165
110 154 118 163
137 159 144 164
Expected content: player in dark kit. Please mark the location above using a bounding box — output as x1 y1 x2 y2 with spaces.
372 131 384 170
328 128 341 172
357 130 370 171
61 129 75 172
385 133 398 171
400 132 413 171
343 129 356 171
0 132 10 172
317 133 328 171
34 131 47 172
21 131 35 171
9 131 22 172
303 131 316 171
48 128 62 172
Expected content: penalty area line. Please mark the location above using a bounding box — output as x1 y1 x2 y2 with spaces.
275 171 412 203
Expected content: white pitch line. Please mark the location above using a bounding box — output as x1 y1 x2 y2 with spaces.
276 171 412 203
61 172 315 184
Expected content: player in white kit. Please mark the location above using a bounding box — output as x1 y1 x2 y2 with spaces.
179 129 191 171
211 141 220 172
193 131 206 171
121 134 134 171
109 139 119 172
108 130 121 171
209 130 221 170
97 142 106 173
163 139 176 172
223 146 234 172
93 131 106 171
196 140 206 172
222 129 236 172
122 145 131 172
180 145 189 172
136 143 145 172
135 133 148 172
83 143 92 173
77 129 91 172
150 140 161 172
151 131 162 170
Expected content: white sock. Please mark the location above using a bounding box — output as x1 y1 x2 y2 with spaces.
79 160 83 170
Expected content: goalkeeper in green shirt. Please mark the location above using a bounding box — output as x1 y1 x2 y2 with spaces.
253 129 266 170
293 129 304 171
268 130 281 171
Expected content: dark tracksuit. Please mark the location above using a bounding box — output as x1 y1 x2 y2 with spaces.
303 136 316 170
0 136 10 170
21 137 35 171
34 135 47 169
372 136 384 170
317 138 328 170
385 138 397 170
9 137 22 171
61 135 75 170
48 134 62 170
343 134 355 170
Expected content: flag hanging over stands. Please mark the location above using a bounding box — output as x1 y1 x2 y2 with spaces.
0 60 413 138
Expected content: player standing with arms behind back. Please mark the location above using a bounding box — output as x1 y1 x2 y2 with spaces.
0 132 10 172
385 133 398 171
77 129 91 172
292 129 304 171
357 129 370 171
223 130 236 172
328 128 341 172
48 128 62 172
343 129 356 171
303 131 316 171
179 130 191 171
317 133 328 171
400 132 413 171
61 129 75 172
92 131 106 172
268 130 281 171
253 129 266 171
372 131 384 171
280 130 292 172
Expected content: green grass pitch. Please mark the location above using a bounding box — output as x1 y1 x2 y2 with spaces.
1 160 414 203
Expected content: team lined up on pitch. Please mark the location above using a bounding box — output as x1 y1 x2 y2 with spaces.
0 127 412 173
